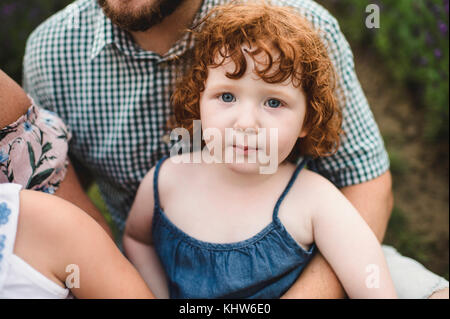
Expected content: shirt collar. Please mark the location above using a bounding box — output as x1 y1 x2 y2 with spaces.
90 0 228 62
90 7 115 60
162 0 223 60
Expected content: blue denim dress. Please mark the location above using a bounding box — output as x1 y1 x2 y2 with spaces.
152 156 317 299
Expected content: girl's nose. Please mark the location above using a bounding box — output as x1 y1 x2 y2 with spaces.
233 102 260 132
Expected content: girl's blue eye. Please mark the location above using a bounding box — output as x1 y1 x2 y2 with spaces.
220 93 235 103
266 98 282 108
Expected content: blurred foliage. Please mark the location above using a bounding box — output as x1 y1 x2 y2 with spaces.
0 0 73 83
387 148 410 176
319 0 449 142
384 207 432 267
87 183 119 241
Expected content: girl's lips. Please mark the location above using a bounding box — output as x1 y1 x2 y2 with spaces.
233 144 258 151
232 144 258 155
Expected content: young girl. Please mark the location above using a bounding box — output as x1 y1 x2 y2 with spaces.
123 2 397 299
0 70 154 298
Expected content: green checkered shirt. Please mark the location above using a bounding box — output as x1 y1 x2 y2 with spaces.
23 0 390 241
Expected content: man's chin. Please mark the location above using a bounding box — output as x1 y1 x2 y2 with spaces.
97 0 186 32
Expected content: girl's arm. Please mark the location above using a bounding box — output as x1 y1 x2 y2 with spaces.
123 166 169 299
309 173 397 299
0 69 31 128
16 190 155 298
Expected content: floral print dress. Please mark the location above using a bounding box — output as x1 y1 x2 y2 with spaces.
0 98 71 193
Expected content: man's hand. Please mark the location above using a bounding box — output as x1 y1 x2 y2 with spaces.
281 170 393 299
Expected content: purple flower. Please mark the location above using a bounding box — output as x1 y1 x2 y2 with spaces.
1 3 17 16
438 21 448 34
434 48 442 58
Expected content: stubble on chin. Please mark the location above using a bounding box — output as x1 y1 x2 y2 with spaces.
97 0 186 32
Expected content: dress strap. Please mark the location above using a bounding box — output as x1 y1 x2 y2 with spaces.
272 157 310 220
153 155 169 209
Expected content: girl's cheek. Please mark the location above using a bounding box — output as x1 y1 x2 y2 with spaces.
276 127 299 157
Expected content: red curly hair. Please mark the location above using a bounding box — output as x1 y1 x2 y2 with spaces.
170 1 343 159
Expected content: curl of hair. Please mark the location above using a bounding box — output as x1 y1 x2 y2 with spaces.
170 1 343 159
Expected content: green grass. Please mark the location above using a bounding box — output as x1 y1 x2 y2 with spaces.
87 183 119 240
384 206 430 263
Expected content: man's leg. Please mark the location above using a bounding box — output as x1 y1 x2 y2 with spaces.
382 245 449 299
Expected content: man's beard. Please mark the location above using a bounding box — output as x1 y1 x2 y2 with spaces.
97 0 186 32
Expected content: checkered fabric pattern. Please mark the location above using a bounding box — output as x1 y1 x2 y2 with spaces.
23 0 390 241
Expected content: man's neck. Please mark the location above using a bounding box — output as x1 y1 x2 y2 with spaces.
130 0 203 56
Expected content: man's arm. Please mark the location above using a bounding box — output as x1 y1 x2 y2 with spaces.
281 170 393 299
340 170 393 242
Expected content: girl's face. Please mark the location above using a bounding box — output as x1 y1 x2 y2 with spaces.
199 49 308 175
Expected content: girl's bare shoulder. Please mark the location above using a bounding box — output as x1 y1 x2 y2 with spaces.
137 153 203 209
288 166 343 208
297 167 339 191
156 153 204 197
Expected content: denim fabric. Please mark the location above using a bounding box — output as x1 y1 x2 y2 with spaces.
152 156 316 299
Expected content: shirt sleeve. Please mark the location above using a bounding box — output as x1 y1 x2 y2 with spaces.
309 14 390 188
22 19 57 113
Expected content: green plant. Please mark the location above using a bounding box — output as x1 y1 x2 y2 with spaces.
387 148 409 176
0 0 73 82
384 206 430 264
319 0 449 142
